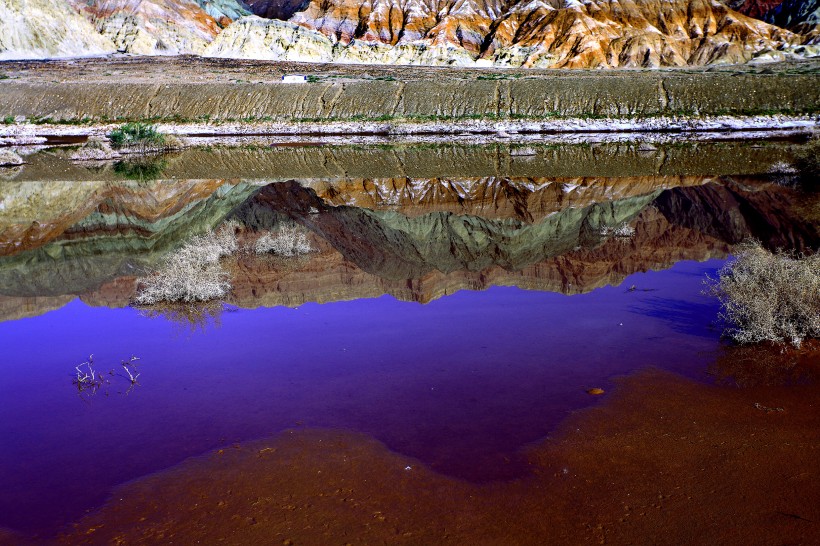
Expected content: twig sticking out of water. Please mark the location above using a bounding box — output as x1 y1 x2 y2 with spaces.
120 356 141 384
73 354 109 394
72 354 143 400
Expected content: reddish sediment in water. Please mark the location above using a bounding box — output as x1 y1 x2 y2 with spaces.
56 343 820 545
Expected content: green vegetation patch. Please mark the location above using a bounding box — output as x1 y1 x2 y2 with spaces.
108 122 167 151
113 157 168 180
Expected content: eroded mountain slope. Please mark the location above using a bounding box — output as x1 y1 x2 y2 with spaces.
0 0 116 59
66 0 223 54
205 0 819 66
1 0 817 66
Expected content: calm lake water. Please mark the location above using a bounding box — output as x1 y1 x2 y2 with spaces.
0 137 816 537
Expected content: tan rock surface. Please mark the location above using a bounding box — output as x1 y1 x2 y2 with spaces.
0 0 116 60
2 0 817 66
233 0 818 67
309 175 716 220
66 0 222 54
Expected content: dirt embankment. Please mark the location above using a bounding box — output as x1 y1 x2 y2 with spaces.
0 57 818 127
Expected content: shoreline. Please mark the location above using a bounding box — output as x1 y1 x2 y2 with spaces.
1 115 817 147
2 134 813 182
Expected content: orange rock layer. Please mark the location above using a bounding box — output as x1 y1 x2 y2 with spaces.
287 0 810 67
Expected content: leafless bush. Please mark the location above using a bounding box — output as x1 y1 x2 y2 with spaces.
137 300 225 333
134 222 239 305
70 136 121 161
613 223 636 237
707 241 820 347
0 149 24 166
254 224 313 257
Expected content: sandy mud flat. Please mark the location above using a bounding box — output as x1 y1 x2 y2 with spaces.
50 343 820 546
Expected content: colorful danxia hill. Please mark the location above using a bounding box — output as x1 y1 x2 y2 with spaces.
0 0 818 67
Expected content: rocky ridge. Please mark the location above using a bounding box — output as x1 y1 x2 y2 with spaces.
764 0 820 42
0 180 260 297
765 0 820 29
728 0 784 19
65 0 223 55
208 0 819 67
197 0 252 25
1 139 815 318
0 0 116 60
0 0 818 66
0 179 248 256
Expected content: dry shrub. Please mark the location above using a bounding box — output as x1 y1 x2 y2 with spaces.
137 300 225 333
708 241 820 347
134 222 239 305
254 224 313 257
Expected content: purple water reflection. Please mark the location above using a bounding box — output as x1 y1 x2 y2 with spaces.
0 259 722 536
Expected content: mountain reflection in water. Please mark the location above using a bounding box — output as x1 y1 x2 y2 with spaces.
0 140 817 314
0 138 817 537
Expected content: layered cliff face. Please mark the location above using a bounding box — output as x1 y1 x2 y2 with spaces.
246 0 307 19
225 202 734 308
204 0 818 67
235 175 818 283
0 0 116 59
765 0 820 42
0 180 249 256
1 139 816 320
308 176 714 221
1 0 817 65
197 0 252 26
65 0 223 54
726 0 784 19
1 171 815 323
723 0 820 44
765 0 820 28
